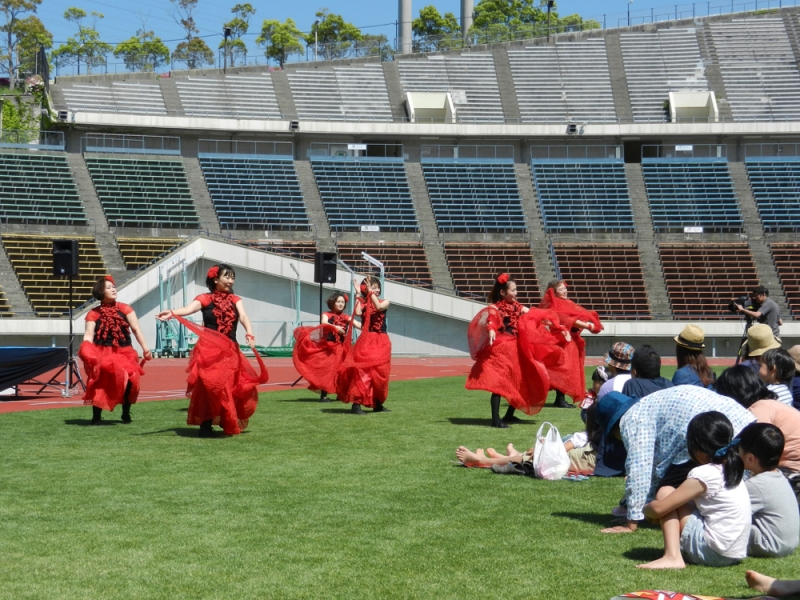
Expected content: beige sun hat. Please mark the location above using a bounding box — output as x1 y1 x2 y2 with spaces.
745 324 781 357
674 325 705 350
788 345 800 372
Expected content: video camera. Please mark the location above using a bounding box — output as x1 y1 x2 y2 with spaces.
728 294 753 314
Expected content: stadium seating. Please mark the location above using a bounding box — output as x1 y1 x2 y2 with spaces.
531 161 634 232
620 28 709 122
0 286 13 317
507 40 617 123
286 64 392 120
769 242 800 317
310 157 417 232
642 160 743 232
248 240 317 262
711 18 800 121
397 53 504 122
337 242 432 288
744 159 800 232
117 237 183 270
1 234 107 316
552 243 650 320
61 81 167 115
444 242 539 305
422 161 526 233
84 157 200 228
0 152 87 226
659 242 759 319
199 156 309 230
175 74 281 119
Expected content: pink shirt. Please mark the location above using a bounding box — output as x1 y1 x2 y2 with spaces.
749 399 800 472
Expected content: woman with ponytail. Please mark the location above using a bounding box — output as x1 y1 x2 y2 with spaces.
80 276 151 424
156 264 268 437
638 411 750 569
466 273 570 428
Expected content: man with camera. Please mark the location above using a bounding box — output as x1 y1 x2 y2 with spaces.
735 285 782 340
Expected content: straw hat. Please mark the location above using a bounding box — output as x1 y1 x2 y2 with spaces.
745 324 781 357
674 325 705 350
788 345 800 372
603 342 634 370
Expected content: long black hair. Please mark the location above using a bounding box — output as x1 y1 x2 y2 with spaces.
488 273 514 304
715 365 777 408
686 411 744 489
206 263 235 292
761 348 796 386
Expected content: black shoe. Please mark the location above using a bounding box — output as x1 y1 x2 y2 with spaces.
121 413 132 423
373 403 390 413
503 415 524 423
91 407 102 425
351 404 366 415
491 419 509 429
199 420 214 437
553 400 577 408
320 392 330 403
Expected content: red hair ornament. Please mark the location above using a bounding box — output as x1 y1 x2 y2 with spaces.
497 273 509 285
207 266 220 279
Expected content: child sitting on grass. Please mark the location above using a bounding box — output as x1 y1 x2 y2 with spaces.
759 348 796 406
738 422 800 557
637 411 750 569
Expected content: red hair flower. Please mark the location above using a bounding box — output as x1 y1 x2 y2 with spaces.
343 294 349 303
207 266 220 279
104 275 116 285
497 273 509 285
360 283 367 295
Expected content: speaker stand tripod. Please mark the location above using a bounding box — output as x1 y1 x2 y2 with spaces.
63 275 85 397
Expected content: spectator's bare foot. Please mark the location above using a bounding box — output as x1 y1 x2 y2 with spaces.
636 556 685 570
486 448 504 458
506 443 523 458
456 446 487 466
746 571 777 595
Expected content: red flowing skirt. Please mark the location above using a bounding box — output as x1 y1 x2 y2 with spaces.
546 335 586 402
79 341 144 411
178 317 268 435
292 324 347 394
335 331 391 407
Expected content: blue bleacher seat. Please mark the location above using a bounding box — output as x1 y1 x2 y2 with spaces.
745 159 800 232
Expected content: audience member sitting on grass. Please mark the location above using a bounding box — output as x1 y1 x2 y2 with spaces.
789 346 800 410
672 325 716 389
758 348 796 406
579 366 608 423
455 443 530 468
739 324 781 373
746 571 800 597
738 422 799 558
620 345 674 400
598 343 634 399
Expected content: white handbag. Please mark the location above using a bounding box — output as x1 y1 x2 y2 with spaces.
532 421 570 480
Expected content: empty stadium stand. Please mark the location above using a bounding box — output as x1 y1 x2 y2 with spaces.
659 242 759 319
0 286 13 317
60 81 167 115
84 156 200 228
310 157 417 232
444 242 538 305
552 243 651 320
117 237 183 270
337 242 432 287
0 152 87 226
507 40 617 123
620 28 709 122
397 53 504 122
248 240 317 261
642 158 743 232
770 242 800 317
286 64 392 120
422 160 526 233
532 160 634 232
1 234 107 315
744 158 800 232
199 156 309 230
175 74 281 119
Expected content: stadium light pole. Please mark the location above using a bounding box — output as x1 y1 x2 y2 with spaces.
628 0 633 26
223 26 232 73
547 0 554 42
314 20 319 62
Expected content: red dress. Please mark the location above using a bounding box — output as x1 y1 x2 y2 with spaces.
79 302 144 411
335 296 392 407
292 311 353 394
538 288 603 402
174 292 268 435
465 301 568 414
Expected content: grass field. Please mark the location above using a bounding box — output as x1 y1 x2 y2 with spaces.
1 367 799 600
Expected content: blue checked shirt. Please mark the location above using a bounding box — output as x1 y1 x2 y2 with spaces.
620 385 756 521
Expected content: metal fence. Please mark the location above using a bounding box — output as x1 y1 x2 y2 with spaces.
421 145 514 161
641 143 728 160
82 133 181 155
0 130 65 150
198 139 294 158
530 145 624 161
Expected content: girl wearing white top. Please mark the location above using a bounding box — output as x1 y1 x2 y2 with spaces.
638 411 751 570
759 348 795 406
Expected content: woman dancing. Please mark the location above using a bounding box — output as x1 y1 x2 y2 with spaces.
336 276 391 414
156 264 268 437
466 273 569 428
539 280 602 407
293 291 360 402
79 275 151 425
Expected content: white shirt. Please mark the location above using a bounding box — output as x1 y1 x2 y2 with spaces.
598 373 631 400
768 383 794 406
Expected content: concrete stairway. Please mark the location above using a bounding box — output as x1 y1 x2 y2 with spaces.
492 46 521 122
605 32 634 122
696 23 734 121
0 242 33 314
514 163 556 295
782 12 800 73
294 160 334 252
271 70 298 118
404 162 454 290
182 157 221 235
382 62 408 121
728 161 790 316
624 163 672 318
65 153 127 275
159 78 184 114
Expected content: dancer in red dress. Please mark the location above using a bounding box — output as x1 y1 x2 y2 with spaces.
336 277 391 414
79 276 151 425
538 279 603 407
466 273 570 427
156 264 268 437
292 291 360 402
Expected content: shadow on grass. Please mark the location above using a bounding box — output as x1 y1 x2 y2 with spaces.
623 547 664 562
553 511 618 527
176 407 188 412
281 397 330 403
63 418 118 427
447 417 494 427
321 407 364 415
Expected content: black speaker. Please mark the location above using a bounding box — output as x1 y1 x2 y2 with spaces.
314 251 337 284
53 239 79 276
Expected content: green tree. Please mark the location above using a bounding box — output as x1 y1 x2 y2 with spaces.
471 0 548 42
220 3 254 67
51 8 112 75
0 0 43 89
9 15 50 79
557 14 600 33
113 30 170 72
172 36 214 70
256 18 303 67
360 33 392 61
307 10 362 61
412 5 461 52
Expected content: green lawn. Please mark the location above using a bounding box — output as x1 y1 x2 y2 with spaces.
1 369 797 600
